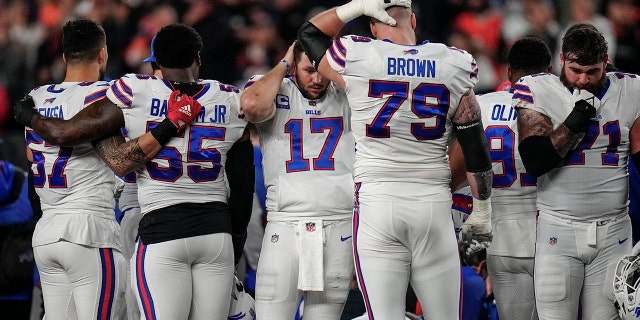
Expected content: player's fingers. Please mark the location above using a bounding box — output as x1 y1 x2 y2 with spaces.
170 90 181 102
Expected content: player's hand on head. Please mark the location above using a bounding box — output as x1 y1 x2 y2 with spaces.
166 90 203 131
13 94 37 127
337 0 411 26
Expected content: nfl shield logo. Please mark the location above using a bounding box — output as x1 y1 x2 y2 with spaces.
271 234 279 243
549 237 557 245
306 222 316 232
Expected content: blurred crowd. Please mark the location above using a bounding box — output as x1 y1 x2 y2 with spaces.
0 0 639 165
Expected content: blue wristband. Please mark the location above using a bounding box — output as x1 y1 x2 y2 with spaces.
280 59 291 76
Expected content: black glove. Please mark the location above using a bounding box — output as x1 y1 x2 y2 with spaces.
459 234 492 266
563 99 596 133
13 95 37 127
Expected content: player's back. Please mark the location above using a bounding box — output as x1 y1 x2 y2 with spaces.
513 72 640 219
107 74 248 214
326 36 478 183
26 82 116 215
478 90 537 217
479 90 538 257
26 81 121 249
246 77 354 220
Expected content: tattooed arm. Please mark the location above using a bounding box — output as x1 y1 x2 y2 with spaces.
92 132 164 176
516 106 586 176
517 107 583 158
29 99 124 146
452 89 493 200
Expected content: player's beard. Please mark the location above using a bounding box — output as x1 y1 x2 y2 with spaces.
299 84 328 100
560 64 606 95
295 71 328 100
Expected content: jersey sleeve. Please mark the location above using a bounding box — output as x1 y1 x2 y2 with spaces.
511 75 551 117
83 81 110 107
445 46 479 94
243 74 264 90
106 74 135 109
325 36 353 74
242 74 279 123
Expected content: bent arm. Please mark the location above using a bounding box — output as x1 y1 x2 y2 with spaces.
30 99 124 146
452 90 492 200
241 44 294 123
516 108 582 176
93 132 164 177
298 9 345 88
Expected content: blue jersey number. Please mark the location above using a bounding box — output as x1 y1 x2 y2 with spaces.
565 121 621 166
285 117 344 172
145 123 225 182
484 125 536 188
366 80 449 140
26 130 72 188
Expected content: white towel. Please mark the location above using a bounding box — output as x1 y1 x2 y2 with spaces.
297 219 324 291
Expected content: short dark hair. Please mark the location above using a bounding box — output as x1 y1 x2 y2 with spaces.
153 24 203 68
293 41 305 65
508 37 551 74
561 23 608 65
62 19 106 63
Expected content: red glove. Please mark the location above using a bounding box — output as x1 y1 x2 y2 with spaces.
166 90 203 131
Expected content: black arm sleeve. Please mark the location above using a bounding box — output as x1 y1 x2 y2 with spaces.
225 139 255 265
298 21 333 70
453 120 492 173
518 135 564 177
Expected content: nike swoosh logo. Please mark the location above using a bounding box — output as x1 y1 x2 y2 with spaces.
619 238 629 244
340 236 352 242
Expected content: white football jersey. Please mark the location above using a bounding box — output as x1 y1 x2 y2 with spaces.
326 36 478 184
106 74 248 215
245 76 354 221
26 82 121 249
513 72 640 220
478 90 537 257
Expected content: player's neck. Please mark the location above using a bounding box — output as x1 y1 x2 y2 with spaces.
162 68 197 84
378 32 416 46
64 63 101 82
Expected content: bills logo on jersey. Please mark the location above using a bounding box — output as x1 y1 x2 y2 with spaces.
306 222 316 232
276 94 290 110
404 49 419 55
44 97 56 104
549 237 557 245
271 234 279 243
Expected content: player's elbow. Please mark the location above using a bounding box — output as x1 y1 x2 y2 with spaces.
518 135 563 177
240 94 270 123
43 127 74 146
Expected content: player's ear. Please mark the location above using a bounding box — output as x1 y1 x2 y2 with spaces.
98 47 107 64
411 13 416 30
369 21 378 39
196 52 202 67
62 53 67 64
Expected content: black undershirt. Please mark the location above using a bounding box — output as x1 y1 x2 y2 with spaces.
138 201 231 245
